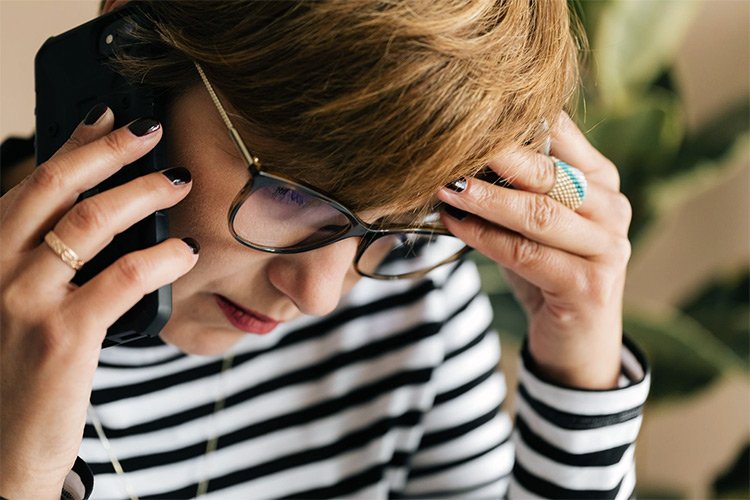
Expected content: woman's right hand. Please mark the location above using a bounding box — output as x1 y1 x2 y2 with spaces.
0 105 199 498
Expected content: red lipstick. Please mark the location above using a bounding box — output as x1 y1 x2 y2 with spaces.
215 295 279 334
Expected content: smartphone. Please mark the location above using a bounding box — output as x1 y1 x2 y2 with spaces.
35 4 170 347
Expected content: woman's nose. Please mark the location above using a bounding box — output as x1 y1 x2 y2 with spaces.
266 239 361 317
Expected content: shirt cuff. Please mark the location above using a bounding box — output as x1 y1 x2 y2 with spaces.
61 457 93 500
515 334 650 453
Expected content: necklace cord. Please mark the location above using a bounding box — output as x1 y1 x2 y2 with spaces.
87 405 139 500
88 353 235 499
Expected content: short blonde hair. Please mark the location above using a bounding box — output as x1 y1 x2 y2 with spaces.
115 0 581 215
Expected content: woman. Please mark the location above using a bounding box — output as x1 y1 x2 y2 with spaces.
0 1 649 498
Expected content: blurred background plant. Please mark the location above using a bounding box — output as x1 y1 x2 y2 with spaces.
472 0 749 498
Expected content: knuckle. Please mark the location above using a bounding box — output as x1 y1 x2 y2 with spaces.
612 237 632 264
115 253 149 290
470 184 494 211
67 197 109 233
30 320 67 357
602 159 621 189
64 133 86 151
583 265 621 307
30 162 66 192
1 281 25 317
568 268 590 297
1 289 62 356
469 218 494 247
535 155 556 190
101 129 130 156
615 193 633 224
512 236 544 268
527 195 556 232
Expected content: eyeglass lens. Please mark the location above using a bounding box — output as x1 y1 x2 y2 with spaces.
232 176 466 278
233 179 352 248
356 233 467 278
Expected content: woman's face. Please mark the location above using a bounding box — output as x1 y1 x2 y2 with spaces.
161 84 364 355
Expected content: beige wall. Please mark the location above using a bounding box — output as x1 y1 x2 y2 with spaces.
0 0 99 139
674 0 750 131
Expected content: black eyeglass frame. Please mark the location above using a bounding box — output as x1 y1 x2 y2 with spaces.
227 164 471 279
194 61 470 280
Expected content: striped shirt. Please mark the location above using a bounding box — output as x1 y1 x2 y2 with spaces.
66 258 649 499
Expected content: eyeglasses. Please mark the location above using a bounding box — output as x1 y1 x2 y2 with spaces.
193 62 470 280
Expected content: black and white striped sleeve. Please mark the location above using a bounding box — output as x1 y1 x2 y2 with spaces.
509 335 650 499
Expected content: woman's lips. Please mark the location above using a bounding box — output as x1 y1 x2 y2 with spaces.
214 295 280 334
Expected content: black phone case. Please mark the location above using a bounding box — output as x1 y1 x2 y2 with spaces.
35 5 170 347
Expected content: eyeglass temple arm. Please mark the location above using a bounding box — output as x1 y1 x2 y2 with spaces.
193 61 261 170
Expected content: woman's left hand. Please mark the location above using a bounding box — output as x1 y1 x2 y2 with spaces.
437 112 632 389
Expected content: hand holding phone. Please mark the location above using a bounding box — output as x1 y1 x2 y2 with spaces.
0 104 199 497
0 7 200 496
35 4 172 346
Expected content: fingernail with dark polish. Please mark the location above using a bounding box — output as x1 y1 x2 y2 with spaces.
445 177 467 192
444 206 468 221
83 103 108 125
182 237 200 254
162 167 192 185
128 118 161 137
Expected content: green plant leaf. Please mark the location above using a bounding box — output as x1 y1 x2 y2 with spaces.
711 442 750 499
624 306 745 401
680 268 750 367
675 98 750 167
580 88 685 240
593 0 701 110
646 132 749 216
571 0 612 39
583 88 684 172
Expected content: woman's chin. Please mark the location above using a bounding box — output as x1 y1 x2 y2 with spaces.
159 321 245 356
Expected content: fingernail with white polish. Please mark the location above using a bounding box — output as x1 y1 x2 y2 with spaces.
445 177 467 192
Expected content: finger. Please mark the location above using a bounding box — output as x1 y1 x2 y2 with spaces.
486 149 557 194
50 103 114 159
568 185 631 229
440 212 590 296
550 112 621 191
32 167 193 282
437 177 613 258
483 145 625 225
65 238 199 337
0 105 113 232
4 117 162 251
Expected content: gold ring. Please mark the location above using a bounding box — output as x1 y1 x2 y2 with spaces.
546 156 587 211
44 231 84 271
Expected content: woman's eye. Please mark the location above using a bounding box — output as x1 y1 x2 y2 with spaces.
270 187 309 206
